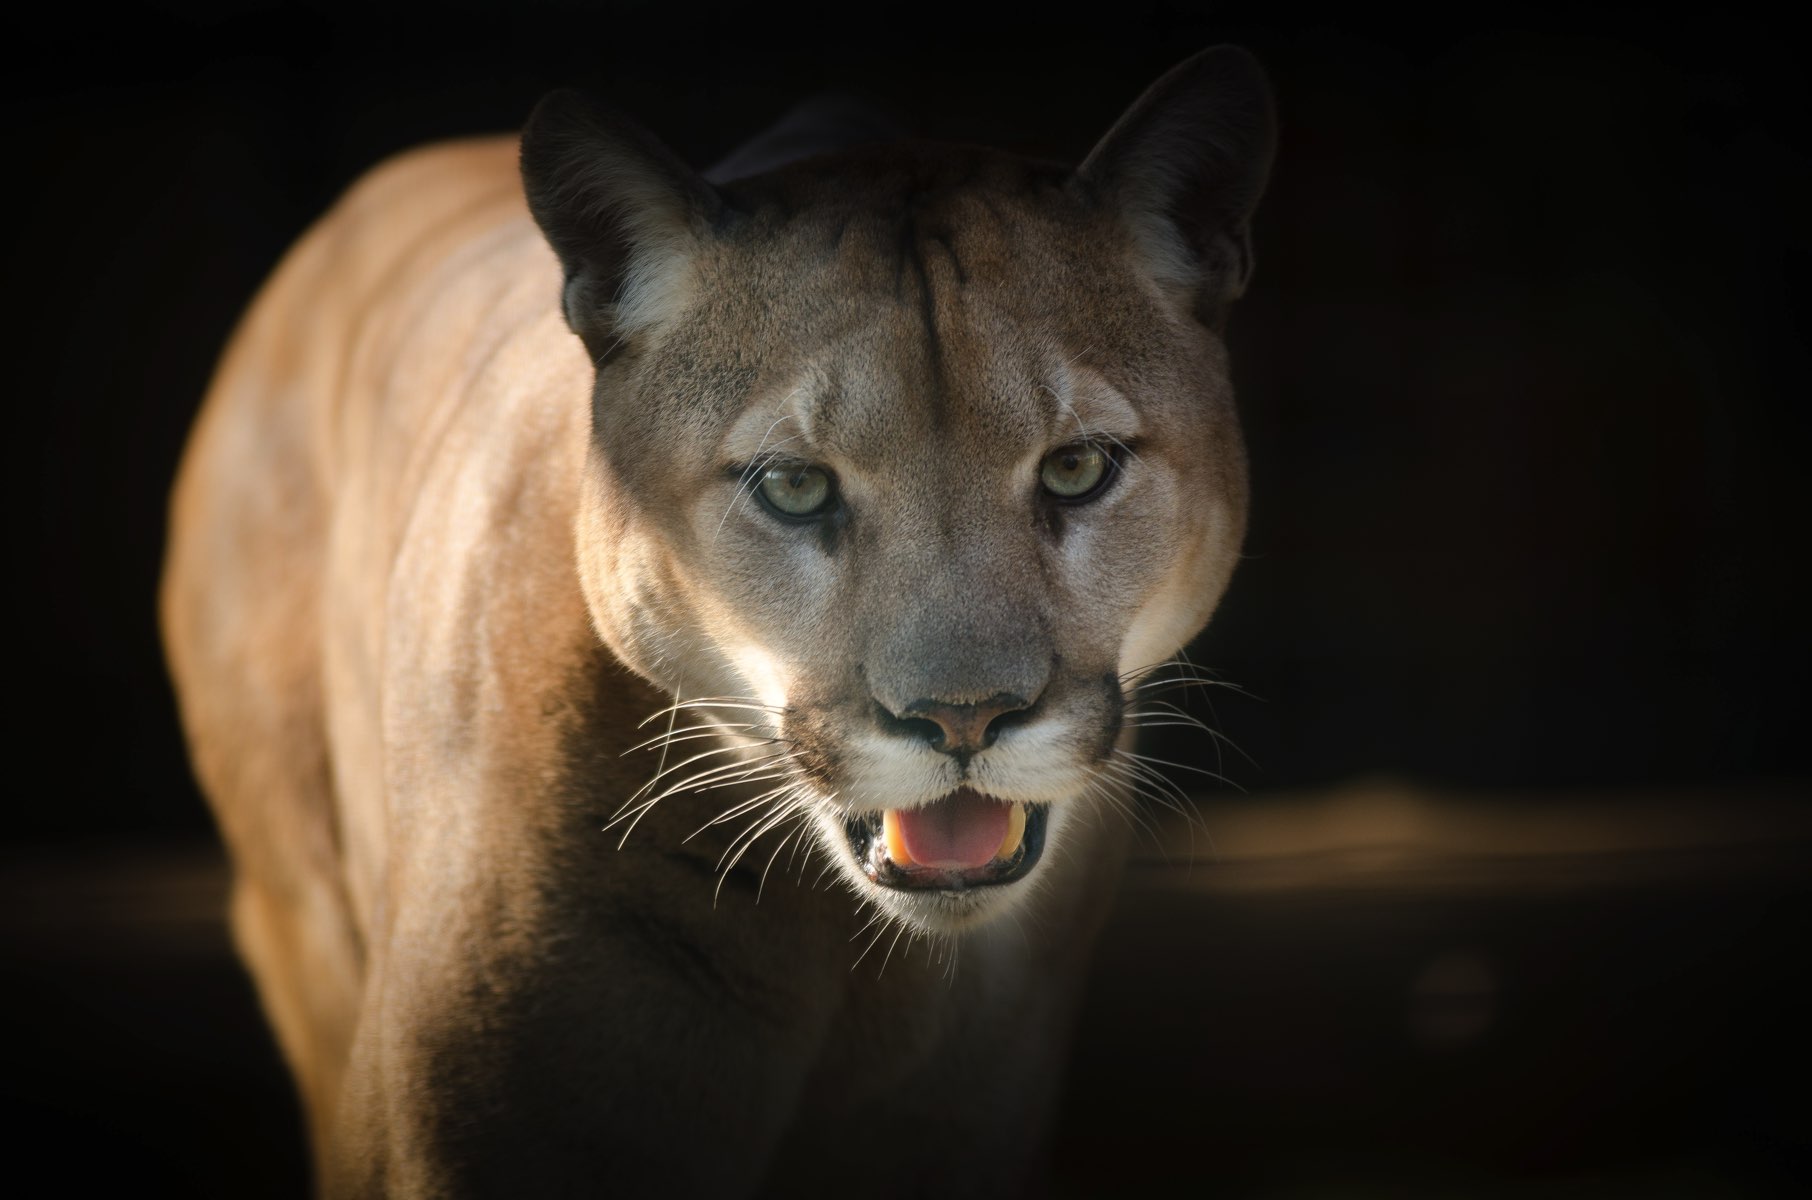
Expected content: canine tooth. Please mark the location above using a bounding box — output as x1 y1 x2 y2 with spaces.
882 809 915 866
996 803 1027 860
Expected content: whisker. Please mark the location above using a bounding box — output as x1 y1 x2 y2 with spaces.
685 780 801 841
713 400 807 541
717 800 807 905
634 674 687 837
1095 757 1201 846
1116 748 1242 791
1123 674 1247 696
755 815 812 904
875 919 911 979
1080 766 1166 850
637 697 786 728
621 723 765 756
715 799 789 873
851 915 894 970
676 764 802 801
605 799 660 848
1117 659 1261 777
1097 755 1219 861
1103 761 1203 831
713 434 810 542
607 733 797 850
632 741 780 794
1100 751 1194 803
640 751 799 807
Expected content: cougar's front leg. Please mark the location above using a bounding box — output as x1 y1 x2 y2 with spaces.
321 836 845 1199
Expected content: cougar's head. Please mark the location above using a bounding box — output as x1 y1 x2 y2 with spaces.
522 48 1274 933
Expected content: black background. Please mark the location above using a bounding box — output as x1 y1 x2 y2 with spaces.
13 2 1809 841
7 1 1809 1194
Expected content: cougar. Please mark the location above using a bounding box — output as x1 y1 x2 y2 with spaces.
161 45 1274 1196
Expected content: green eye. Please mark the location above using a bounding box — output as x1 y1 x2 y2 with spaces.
757 464 834 518
1039 443 1111 499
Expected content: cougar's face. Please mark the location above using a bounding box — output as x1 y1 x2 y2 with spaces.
575 157 1248 932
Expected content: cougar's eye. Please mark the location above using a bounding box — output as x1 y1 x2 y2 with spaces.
1039 443 1112 500
757 463 835 518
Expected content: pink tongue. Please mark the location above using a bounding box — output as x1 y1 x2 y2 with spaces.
894 789 1011 870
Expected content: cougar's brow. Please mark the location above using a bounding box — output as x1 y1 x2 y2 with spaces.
1044 358 1144 446
718 381 817 465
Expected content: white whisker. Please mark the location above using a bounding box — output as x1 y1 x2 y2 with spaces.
875 918 911 978
713 392 807 541
755 814 811 903
851 915 894 970
621 723 764 756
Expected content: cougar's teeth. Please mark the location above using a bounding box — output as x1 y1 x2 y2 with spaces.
996 802 1027 860
882 808 915 866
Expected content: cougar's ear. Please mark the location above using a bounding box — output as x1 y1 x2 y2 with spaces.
1075 46 1276 329
520 90 723 363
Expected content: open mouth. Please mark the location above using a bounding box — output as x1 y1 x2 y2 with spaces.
843 787 1049 891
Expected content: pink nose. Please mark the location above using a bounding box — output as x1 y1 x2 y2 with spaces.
904 695 1030 755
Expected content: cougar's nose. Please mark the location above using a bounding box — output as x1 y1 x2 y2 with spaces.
878 694 1034 757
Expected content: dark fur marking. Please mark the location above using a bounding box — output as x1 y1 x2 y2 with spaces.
924 229 968 286
781 701 848 786
891 208 913 298
1094 670 1127 761
815 502 848 556
607 898 788 1026
899 208 948 431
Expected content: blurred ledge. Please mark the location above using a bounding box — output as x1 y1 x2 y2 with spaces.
4 778 1806 957
0 840 231 959
1127 776 1812 894
4 782 1808 1197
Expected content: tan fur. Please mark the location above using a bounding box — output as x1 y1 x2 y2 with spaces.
163 50 1272 1196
